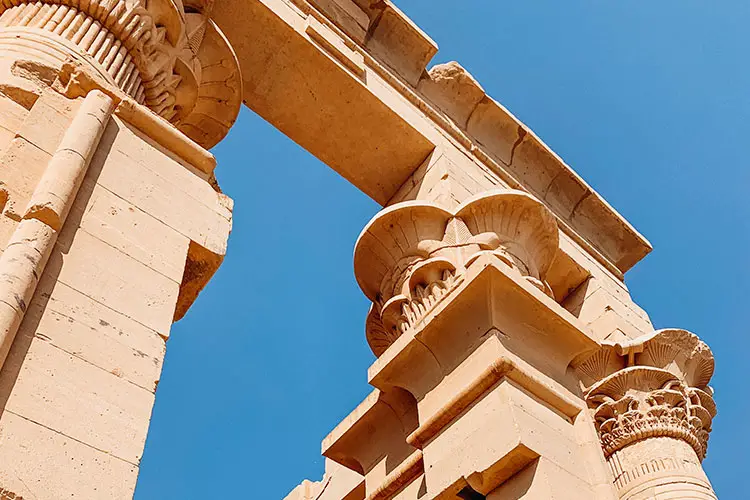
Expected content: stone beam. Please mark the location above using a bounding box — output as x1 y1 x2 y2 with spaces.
213 0 652 276
212 0 436 205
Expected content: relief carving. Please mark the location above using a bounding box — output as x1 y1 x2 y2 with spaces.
354 189 559 357
572 329 717 497
0 0 241 148
574 328 716 460
588 367 714 460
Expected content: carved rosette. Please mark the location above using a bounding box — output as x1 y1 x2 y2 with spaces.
573 329 717 498
354 189 559 357
0 0 241 148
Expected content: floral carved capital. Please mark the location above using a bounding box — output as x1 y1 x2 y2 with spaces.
354 189 559 357
0 0 241 148
573 329 716 460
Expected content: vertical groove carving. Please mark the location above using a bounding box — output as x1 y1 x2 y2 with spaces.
0 0 242 148
573 329 718 499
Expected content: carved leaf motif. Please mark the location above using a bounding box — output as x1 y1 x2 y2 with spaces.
357 190 559 357
585 367 714 460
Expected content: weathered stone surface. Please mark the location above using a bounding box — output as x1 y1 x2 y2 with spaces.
0 1 719 499
90 120 232 256
3 338 154 464
0 58 229 497
364 3 438 86
68 182 190 284
19 275 166 391
0 411 138 499
0 137 51 220
16 90 77 154
51 227 180 336
418 61 485 128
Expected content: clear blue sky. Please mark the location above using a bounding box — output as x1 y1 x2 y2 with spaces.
134 2 747 497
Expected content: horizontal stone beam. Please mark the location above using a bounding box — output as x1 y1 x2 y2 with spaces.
214 0 652 274
212 0 436 205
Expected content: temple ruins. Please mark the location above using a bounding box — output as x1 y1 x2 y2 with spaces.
0 0 717 498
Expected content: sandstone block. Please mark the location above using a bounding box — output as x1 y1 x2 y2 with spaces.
0 216 15 254
365 3 437 86
51 227 180 336
466 97 522 166
90 122 231 256
3 338 154 464
16 90 78 155
418 62 485 128
0 94 29 134
0 411 138 499
487 457 596 500
308 0 368 42
17 275 166 391
68 181 190 283
0 137 51 219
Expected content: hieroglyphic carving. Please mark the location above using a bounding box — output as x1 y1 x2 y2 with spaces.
0 486 22 500
608 443 706 491
355 189 559 357
0 0 241 148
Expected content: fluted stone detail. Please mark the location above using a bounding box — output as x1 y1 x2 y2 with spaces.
0 0 241 148
573 329 718 499
354 189 559 357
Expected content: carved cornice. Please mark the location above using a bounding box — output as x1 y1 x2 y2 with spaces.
0 0 241 148
573 329 716 461
405 356 581 450
354 189 559 357
365 450 424 500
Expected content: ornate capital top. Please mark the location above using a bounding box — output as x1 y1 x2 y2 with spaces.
354 189 559 356
0 0 241 148
573 329 716 460
573 328 715 390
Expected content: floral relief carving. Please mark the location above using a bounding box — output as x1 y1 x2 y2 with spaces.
0 0 241 148
573 329 716 461
355 189 559 357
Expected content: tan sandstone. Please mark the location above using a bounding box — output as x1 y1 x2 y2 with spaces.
0 0 718 498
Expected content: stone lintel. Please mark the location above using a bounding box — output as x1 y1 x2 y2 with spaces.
214 0 652 276
212 0 437 205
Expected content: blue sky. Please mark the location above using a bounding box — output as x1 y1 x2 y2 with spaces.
135 2 747 497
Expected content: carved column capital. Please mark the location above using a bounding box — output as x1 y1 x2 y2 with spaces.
0 0 241 148
353 189 559 357
573 329 717 498
575 328 716 459
587 366 714 460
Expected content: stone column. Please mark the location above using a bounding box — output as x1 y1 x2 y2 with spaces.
319 189 617 499
574 329 717 499
0 88 114 370
0 0 242 497
315 188 720 500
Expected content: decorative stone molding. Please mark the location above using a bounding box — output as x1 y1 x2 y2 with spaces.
354 189 559 357
574 329 716 459
573 328 717 498
0 0 241 148
176 6 243 149
417 61 485 128
588 367 713 460
365 449 423 500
